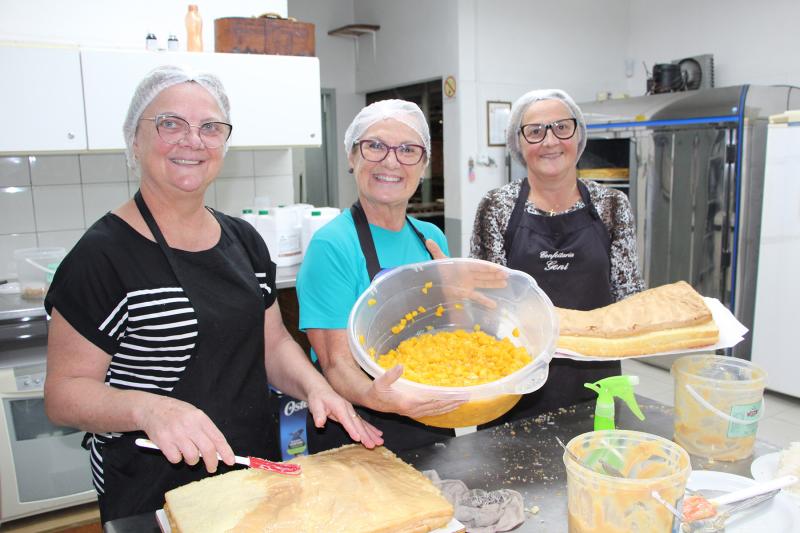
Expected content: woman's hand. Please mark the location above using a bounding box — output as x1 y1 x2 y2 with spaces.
306 385 384 448
138 395 235 473
425 239 508 309
371 364 465 418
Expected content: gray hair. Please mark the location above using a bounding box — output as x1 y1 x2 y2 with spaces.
122 65 231 176
506 89 587 167
343 99 431 168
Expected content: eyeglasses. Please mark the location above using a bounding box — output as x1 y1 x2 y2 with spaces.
140 114 233 149
355 139 426 166
519 118 578 144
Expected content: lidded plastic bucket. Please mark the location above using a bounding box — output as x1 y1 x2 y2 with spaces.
13 247 66 299
672 354 766 461
563 430 691 533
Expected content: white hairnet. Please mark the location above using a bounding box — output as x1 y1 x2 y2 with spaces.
343 99 431 165
122 65 231 176
506 89 587 167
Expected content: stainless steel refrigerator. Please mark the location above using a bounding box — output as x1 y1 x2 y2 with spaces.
577 86 800 380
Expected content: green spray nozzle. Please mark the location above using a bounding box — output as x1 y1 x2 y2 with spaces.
584 375 645 431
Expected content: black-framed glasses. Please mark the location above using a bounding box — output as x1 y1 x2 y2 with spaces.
140 114 233 148
355 139 426 165
519 118 577 144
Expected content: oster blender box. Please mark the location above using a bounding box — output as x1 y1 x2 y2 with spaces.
270 387 309 460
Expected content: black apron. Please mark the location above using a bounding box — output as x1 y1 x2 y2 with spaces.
491 179 620 423
307 201 453 453
98 191 274 523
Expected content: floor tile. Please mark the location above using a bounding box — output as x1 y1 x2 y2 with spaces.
756 417 800 449
761 391 800 419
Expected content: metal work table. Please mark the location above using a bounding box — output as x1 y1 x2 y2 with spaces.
0 265 299 323
0 292 46 322
103 397 779 533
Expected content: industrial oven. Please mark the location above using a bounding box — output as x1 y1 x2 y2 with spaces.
576 85 800 385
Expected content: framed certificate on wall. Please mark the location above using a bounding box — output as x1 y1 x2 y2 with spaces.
487 100 511 146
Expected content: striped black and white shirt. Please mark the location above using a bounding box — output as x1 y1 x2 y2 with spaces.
45 212 276 494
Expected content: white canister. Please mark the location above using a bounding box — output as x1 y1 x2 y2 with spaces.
240 208 257 228
301 207 341 258
258 206 303 267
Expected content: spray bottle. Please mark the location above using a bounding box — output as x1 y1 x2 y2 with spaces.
584 375 646 431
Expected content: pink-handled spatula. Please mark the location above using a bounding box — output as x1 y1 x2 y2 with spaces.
135 438 301 476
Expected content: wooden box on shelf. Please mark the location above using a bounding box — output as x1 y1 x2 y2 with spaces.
215 15 315 56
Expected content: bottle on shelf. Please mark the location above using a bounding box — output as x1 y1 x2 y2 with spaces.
167 34 179 51
185 4 203 52
145 33 158 51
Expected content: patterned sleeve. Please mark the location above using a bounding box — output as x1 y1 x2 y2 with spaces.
470 184 515 265
603 187 646 301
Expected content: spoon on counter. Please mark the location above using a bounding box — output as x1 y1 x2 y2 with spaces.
680 489 781 533
681 474 797 522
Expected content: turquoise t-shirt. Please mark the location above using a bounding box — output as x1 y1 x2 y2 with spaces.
297 210 449 341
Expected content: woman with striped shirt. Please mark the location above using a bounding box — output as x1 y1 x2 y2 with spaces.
43 65 381 523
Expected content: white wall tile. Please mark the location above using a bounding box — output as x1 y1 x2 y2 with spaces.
29 155 81 185
37 229 85 255
0 157 31 186
254 149 292 176
127 178 140 197
255 175 293 206
0 233 37 281
82 183 129 226
218 150 254 178
0 187 36 233
32 185 84 231
79 153 128 183
215 177 255 216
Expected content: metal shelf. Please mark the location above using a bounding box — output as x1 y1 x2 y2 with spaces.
328 24 380 62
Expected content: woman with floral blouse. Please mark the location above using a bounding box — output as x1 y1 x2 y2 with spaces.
470 88 644 422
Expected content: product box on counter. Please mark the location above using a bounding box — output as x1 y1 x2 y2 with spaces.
270 386 309 461
215 15 315 56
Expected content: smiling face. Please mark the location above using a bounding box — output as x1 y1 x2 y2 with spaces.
519 99 580 181
133 82 226 196
349 118 426 209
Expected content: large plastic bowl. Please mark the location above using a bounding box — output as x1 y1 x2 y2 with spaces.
347 258 558 428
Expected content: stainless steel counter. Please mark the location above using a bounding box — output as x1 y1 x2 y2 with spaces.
102 397 780 533
275 264 299 290
0 265 299 323
0 292 46 322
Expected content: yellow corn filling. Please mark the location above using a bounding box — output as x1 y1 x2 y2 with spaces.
377 330 532 387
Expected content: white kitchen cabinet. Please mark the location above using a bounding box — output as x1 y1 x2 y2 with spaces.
80 49 321 150
0 45 87 152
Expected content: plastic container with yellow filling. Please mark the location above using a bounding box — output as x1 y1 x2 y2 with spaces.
564 430 691 533
672 354 766 461
347 258 558 428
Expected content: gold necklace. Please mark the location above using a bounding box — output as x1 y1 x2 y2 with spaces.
534 194 570 216
531 183 578 217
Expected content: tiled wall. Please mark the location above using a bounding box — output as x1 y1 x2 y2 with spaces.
0 149 293 280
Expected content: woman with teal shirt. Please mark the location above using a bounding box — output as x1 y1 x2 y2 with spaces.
297 100 462 452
